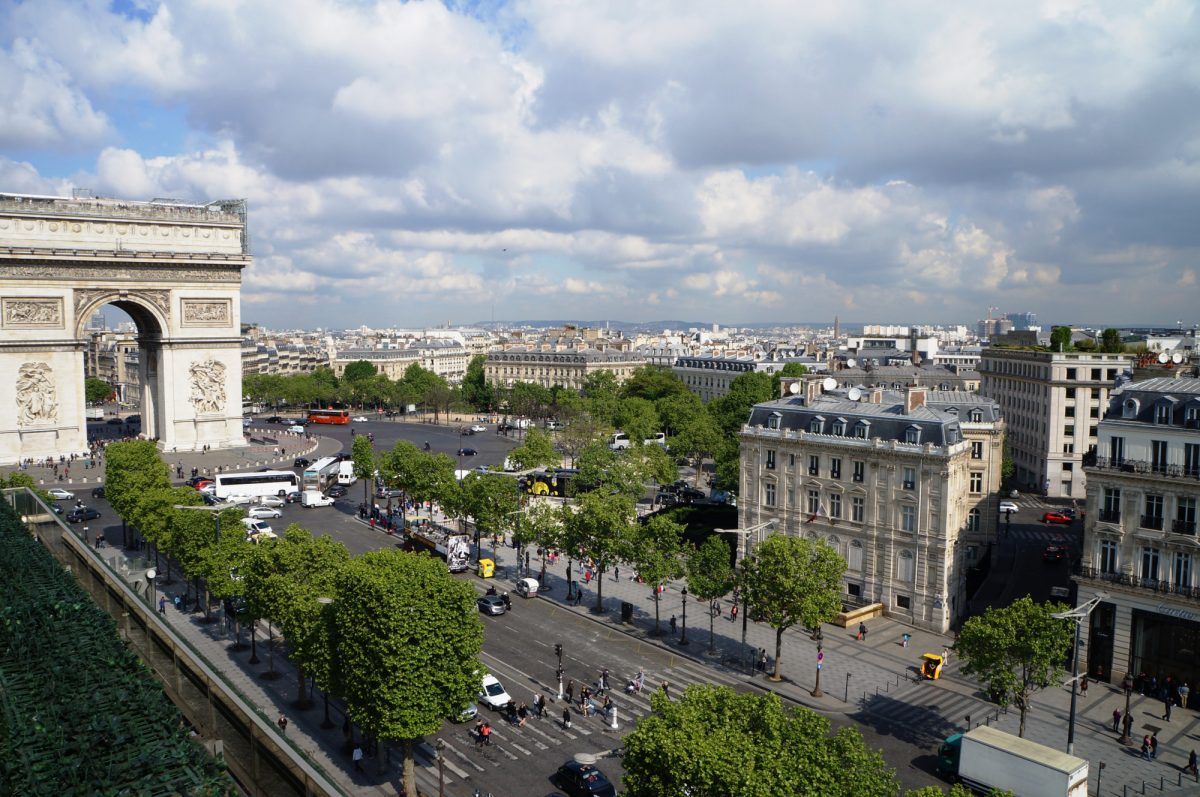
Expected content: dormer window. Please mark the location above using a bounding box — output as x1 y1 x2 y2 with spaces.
905 426 921 444
832 418 847 436
767 412 781 430
855 421 870 438
968 409 982 423
809 416 825 434
1123 398 1139 419
1155 401 1174 425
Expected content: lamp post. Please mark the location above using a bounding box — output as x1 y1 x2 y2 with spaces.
812 644 824 698
1120 672 1134 744
1051 593 1108 755
435 737 446 797
145 568 157 609
845 672 852 702
679 587 689 646
316 596 336 729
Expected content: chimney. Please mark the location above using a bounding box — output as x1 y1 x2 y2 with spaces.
780 376 802 399
805 378 823 406
869 387 884 404
904 384 927 415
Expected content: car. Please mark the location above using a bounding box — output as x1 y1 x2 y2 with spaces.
1042 511 1073 525
515 577 540 598
470 424 487 433
247 506 282 519
66 507 101 523
242 418 252 427
553 760 617 797
284 490 303 504
998 500 1019 514
126 415 141 424
288 424 306 433
328 484 348 498
185 475 209 487
91 486 105 499
453 703 479 723
376 487 404 499
457 447 478 456
199 483 217 495
265 415 283 424
202 493 223 506
477 595 507 615
50 502 63 515
351 416 369 423
256 495 285 508
225 494 254 506
478 674 512 710
47 488 73 500
293 457 311 468
1043 545 1066 563
679 487 707 503
105 417 123 425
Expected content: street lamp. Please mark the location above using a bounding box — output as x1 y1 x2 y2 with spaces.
1120 672 1135 744
1051 593 1108 755
316 596 336 729
435 737 446 797
714 520 776 563
812 643 824 698
679 587 689 646
145 568 157 609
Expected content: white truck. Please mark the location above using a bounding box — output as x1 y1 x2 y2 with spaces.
609 432 631 450
937 726 1088 797
85 407 105 420
336 460 357 485
405 524 472 572
301 490 335 508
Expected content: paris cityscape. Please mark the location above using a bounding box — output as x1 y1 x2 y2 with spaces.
1 2 1199 797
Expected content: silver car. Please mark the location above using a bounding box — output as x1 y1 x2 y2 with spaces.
476 595 506 615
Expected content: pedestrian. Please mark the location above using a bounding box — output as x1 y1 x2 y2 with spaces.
712 600 721 618
661 680 670 700
1188 749 1198 777
584 569 592 585
481 722 491 746
517 703 528 728
614 566 619 581
1151 732 1159 760
599 668 609 693
1165 697 1174 722
941 646 950 663
566 679 574 704
158 595 166 614
1180 682 1191 710
758 649 768 673
1112 707 1122 732
1080 675 1088 696
857 621 867 641
1142 735 1152 760
901 633 911 648
562 706 572 730
277 714 288 734
730 604 739 622
669 615 677 634
352 745 364 772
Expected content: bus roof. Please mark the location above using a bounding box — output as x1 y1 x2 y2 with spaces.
216 470 296 480
305 456 340 473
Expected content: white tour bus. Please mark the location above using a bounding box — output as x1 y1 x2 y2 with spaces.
214 470 299 500
302 456 342 492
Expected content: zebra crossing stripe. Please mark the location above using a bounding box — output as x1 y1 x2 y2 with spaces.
437 737 487 772
415 740 473 778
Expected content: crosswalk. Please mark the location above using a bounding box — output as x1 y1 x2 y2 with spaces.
854 679 998 742
407 648 756 795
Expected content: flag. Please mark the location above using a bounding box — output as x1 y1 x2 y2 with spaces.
807 500 827 524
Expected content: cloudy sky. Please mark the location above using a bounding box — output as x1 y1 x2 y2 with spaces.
2 0 1198 329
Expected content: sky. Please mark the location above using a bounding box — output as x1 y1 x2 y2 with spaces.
1 0 1198 330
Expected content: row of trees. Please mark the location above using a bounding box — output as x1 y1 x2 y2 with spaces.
102 441 483 797
242 361 456 419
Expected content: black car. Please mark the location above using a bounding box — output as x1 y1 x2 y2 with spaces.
328 484 348 498
66 507 101 523
91 485 105 499
457 447 478 456
553 761 616 797
293 457 311 468
266 415 283 424
284 491 303 504
50 502 64 515
679 487 707 502
105 417 123 425
126 415 140 424
185 475 209 488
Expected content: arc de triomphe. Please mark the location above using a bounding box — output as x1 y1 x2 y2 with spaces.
0 193 249 465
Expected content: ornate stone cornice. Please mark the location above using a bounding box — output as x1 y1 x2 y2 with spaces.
2 260 244 281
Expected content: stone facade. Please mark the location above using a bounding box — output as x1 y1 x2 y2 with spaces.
0 193 250 463
484 348 646 391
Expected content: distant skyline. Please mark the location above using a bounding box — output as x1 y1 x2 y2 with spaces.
2 1 1198 329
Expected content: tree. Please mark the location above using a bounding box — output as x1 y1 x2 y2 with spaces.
522 500 566 584
575 440 673 501
509 381 554 420
626 514 686 635
686 535 735 651
670 407 723 466
454 472 521 560
104 440 171 548
342 360 378 384
461 354 493 410
506 427 560 471
622 685 897 797
582 370 621 426
615 396 660 445
1049 326 1073 352
708 371 774 436
769 362 810 396
1100 328 1124 353
740 534 845 682
620 365 688 402
84 377 113 404
656 391 704 437
563 490 636 613
351 434 376 509
334 550 483 792
906 786 1007 797
953 596 1073 737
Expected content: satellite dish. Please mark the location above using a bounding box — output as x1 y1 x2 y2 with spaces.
1172 352 1183 364
822 377 837 392
846 358 857 368
788 381 801 395
1158 352 1170 363
848 387 863 402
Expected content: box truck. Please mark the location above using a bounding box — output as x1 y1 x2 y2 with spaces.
938 726 1088 797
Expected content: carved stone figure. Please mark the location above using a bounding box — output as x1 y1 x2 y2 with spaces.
16 362 58 426
182 300 230 324
188 357 227 415
3 299 62 326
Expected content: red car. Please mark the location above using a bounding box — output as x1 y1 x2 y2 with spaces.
1042 511 1072 525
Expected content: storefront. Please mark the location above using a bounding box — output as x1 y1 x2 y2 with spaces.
1130 606 1200 692
1079 583 1200 692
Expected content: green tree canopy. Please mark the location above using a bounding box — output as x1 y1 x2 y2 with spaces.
563 490 636 612
622 685 897 797
341 360 378 383
953 596 1073 737
582 370 621 425
461 354 494 410
1049 326 1073 352
351 434 376 507
506 427 560 471
670 406 723 465
1100 328 1124 353
740 534 845 681
620 365 689 402
625 513 686 634
656 391 704 437
615 396 661 445
104 440 171 531
84 377 114 404
686 535 736 652
334 549 483 793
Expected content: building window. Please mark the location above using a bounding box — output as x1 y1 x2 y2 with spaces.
809 419 823 433
764 483 776 507
808 455 819 476
895 594 911 610
1155 403 1172 425
1099 540 1119 575
807 490 820 515
1066 368 1077 380
1151 441 1168 473
1122 399 1138 419
897 550 915 581
848 541 864 571
1064 425 1075 437
967 508 980 532
765 449 776 470
832 420 846 436
851 496 864 523
1066 387 1076 399
788 453 795 467
971 441 983 460
786 486 794 508
901 505 915 533
1176 498 1197 536
1141 547 1160 583
1063 443 1074 454
1109 436 1125 464
767 412 781 430
1142 494 1164 530
970 472 983 494
853 460 865 483
1174 553 1193 588
902 467 916 490
905 427 921 444
855 422 869 438
830 458 842 479
969 409 983 422
1101 488 1121 522
1187 443 1200 477
829 493 842 520
1065 406 1075 418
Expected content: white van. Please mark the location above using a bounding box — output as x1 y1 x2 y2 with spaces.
337 460 357 485
240 518 276 541
301 491 335 508
609 432 631 450
288 424 306 434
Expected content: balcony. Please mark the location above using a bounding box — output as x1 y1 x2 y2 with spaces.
1172 519 1197 536
1088 457 1200 482
1075 564 1200 601
1140 515 1165 531
1098 509 1121 523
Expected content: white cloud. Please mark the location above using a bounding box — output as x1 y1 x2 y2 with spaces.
0 39 111 149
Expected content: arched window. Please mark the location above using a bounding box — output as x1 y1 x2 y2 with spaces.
1122 398 1139 419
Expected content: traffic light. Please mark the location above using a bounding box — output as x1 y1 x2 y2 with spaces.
554 643 562 662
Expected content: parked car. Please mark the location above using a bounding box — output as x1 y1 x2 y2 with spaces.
284 491 303 504
328 484 348 498
248 506 282 519
477 595 507 615
225 494 254 506
256 495 285 508
105 417 123 425
47 488 73 500
293 457 311 468
1042 511 1073 525
469 424 487 433
1042 545 1065 563
185 475 209 487
66 507 101 523
457 447 478 457
266 415 283 424
553 760 617 797
351 416 369 423
91 486 105 499
998 500 1019 514
50 502 63 515
478 674 512 710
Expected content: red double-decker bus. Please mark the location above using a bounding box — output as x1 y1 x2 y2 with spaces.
307 409 350 425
